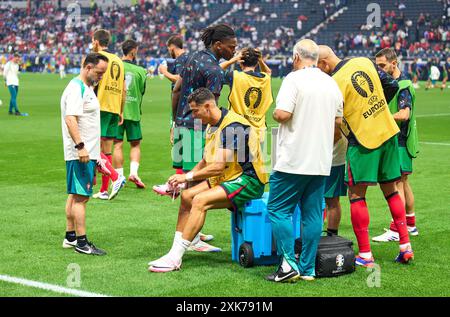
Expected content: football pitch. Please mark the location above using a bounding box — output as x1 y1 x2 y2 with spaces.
0 73 449 297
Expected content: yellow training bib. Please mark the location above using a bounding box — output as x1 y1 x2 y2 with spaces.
228 71 272 140
332 57 399 149
204 111 269 187
96 50 125 115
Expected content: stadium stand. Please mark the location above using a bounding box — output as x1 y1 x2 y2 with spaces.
0 0 448 76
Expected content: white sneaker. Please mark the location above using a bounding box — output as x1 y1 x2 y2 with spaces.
408 226 419 236
62 238 77 248
148 254 182 273
199 232 214 242
93 191 109 200
372 229 399 242
109 174 126 200
188 240 222 252
300 275 315 281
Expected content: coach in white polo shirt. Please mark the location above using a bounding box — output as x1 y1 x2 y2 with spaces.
265 39 343 283
61 53 108 256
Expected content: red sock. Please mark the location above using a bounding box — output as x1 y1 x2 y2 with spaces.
175 168 184 175
350 198 371 254
389 220 398 232
99 153 118 181
323 209 327 222
406 213 416 227
386 192 409 245
100 154 112 192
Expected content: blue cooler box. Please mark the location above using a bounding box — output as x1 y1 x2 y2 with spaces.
231 192 301 267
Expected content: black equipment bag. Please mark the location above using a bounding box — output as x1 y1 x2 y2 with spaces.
295 235 355 277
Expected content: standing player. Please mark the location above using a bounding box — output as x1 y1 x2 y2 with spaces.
425 58 441 90
318 45 414 266
3 53 27 116
441 56 450 90
220 47 273 143
158 35 189 174
373 48 419 242
409 57 420 89
61 53 108 255
112 40 147 189
57 51 67 79
91 29 127 200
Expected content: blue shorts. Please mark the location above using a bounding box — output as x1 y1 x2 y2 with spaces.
324 164 348 198
66 160 96 197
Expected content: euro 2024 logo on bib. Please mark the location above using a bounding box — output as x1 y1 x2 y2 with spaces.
244 87 262 109
351 71 374 98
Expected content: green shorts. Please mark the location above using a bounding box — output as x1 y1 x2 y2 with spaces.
115 120 142 142
345 136 401 186
100 111 120 139
171 127 205 171
66 160 96 197
324 164 348 198
219 174 265 212
399 146 413 175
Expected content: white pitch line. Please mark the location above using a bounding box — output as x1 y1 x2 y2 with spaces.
420 141 450 146
416 113 450 118
0 274 109 297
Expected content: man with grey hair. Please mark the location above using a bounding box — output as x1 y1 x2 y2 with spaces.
266 39 343 283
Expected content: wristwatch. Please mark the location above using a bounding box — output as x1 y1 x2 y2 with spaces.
74 142 85 150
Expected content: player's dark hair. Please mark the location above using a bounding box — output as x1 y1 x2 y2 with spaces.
122 39 138 56
187 88 215 105
376 48 397 62
93 29 111 47
201 24 236 48
241 47 261 67
167 36 183 49
83 53 109 68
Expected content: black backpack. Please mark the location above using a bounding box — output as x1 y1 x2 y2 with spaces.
295 235 355 278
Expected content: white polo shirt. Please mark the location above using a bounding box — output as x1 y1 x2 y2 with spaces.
3 61 19 86
274 67 343 176
61 77 101 161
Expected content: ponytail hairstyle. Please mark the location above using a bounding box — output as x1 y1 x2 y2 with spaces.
201 24 236 48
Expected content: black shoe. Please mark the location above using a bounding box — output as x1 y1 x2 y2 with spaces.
265 267 300 283
8 111 13 115
75 241 106 256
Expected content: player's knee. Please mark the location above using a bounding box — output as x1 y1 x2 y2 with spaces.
130 140 141 147
191 195 208 211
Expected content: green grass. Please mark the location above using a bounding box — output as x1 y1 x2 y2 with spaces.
0 73 449 297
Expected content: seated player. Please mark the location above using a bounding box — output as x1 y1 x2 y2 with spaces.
148 88 268 273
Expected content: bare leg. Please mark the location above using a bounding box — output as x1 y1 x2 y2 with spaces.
176 181 210 232
65 194 75 232
72 194 89 236
404 178 415 215
112 140 124 169
129 140 141 167
325 197 341 231
182 186 232 241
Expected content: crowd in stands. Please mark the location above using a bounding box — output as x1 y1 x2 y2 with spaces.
0 0 448 75
333 0 450 60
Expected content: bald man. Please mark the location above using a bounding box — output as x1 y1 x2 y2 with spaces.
317 46 414 267
266 40 343 282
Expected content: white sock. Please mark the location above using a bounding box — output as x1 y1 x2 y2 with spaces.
359 252 373 259
400 243 411 250
281 257 292 273
130 161 139 176
406 213 415 217
116 168 124 177
168 238 190 260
